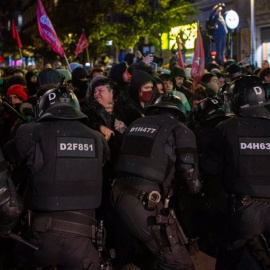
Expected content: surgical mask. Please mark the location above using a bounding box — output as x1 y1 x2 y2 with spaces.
140 90 152 102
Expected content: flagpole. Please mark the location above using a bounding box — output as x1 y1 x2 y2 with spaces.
86 47 90 64
64 55 71 72
19 48 24 68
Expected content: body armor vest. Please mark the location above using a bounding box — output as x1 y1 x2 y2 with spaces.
116 115 180 184
29 120 103 211
220 116 270 197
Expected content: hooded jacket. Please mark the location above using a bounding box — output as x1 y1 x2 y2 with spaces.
128 69 157 114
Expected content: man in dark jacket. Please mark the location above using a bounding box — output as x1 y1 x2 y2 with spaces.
128 69 158 116
72 67 89 104
171 66 192 101
13 85 110 270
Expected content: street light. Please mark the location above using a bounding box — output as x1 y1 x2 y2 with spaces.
225 10 239 59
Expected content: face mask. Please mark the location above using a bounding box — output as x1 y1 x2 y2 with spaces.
140 90 152 102
13 103 21 113
74 80 88 99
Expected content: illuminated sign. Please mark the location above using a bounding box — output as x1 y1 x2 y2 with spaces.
161 23 197 51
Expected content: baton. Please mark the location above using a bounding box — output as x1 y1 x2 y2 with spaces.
7 232 39 251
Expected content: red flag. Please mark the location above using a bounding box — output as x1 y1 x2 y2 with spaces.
12 19 22 49
75 31 89 56
37 0 65 56
191 26 205 85
176 37 185 70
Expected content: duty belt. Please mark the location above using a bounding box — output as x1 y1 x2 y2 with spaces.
31 211 97 237
112 179 162 210
112 179 147 201
230 194 270 206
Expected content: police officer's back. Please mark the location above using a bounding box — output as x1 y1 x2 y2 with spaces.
190 98 229 257
14 85 109 270
112 95 201 270
192 97 228 159
203 75 270 269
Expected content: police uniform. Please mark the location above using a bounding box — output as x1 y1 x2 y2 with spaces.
203 76 270 269
0 148 23 235
13 87 110 270
0 149 22 270
112 96 201 270
187 98 229 257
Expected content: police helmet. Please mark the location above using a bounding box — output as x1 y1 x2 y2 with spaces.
228 75 267 114
145 94 186 122
193 98 225 124
36 85 87 121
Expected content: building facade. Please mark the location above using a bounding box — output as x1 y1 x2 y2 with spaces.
191 0 270 67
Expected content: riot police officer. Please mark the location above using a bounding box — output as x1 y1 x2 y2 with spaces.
0 148 23 236
189 98 229 258
112 95 201 270
203 75 270 269
13 85 110 269
192 97 228 158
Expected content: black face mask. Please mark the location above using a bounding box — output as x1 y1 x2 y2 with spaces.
73 80 88 99
5 96 13 106
13 103 21 113
3 96 19 112
27 82 37 96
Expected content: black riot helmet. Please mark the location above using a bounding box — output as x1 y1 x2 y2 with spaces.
227 75 267 114
36 84 87 122
145 93 186 122
193 97 225 124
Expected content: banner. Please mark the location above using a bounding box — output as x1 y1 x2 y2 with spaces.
12 19 22 49
176 37 185 70
191 26 205 84
37 0 65 56
75 31 89 56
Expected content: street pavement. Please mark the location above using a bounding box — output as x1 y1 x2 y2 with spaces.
191 251 216 270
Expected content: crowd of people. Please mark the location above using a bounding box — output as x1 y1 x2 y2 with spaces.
0 53 270 270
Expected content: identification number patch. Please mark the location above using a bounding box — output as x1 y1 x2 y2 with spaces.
239 137 270 155
57 137 96 157
128 124 159 138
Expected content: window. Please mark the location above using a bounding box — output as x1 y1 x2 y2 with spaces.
18 15 23 27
